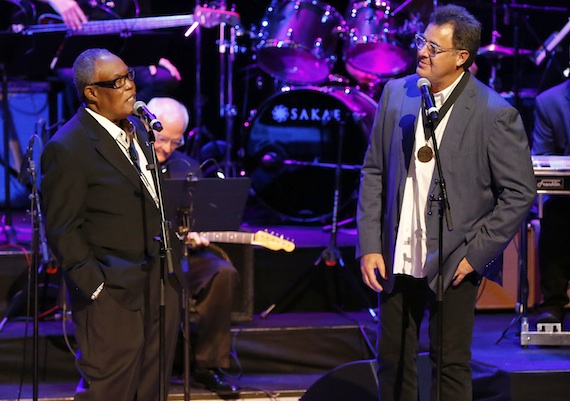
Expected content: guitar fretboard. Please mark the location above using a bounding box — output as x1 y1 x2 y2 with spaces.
199 231 254 245
18 15 196 36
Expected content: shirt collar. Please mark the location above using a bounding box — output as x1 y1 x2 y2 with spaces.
433 72 465 108
84 107 130 142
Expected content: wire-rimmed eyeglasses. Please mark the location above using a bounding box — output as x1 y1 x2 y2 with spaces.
414 34 465 57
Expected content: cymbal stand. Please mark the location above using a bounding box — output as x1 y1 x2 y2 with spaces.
488 1 502 91
1 62 16 244
261 115 377 321
188 2 205 162
218 3 238 178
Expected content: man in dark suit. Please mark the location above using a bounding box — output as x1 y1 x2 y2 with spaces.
532 77 570 327
41 48 183 400
148 96 239 394
357 4 536 401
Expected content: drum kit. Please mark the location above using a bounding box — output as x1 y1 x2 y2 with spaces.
236 0 428 223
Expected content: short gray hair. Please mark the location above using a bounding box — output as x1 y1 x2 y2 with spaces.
72 48 113 102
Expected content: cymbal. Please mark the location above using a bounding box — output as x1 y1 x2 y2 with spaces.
477 44 532 59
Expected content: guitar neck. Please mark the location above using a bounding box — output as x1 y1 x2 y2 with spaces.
20 15 197 36
199 231 254 245
14 7 240 36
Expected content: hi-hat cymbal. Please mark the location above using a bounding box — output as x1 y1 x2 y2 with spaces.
478 44 532 59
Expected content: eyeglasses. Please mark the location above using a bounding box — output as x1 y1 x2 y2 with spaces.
155 133 184 148
414 34 464 57
90 68 135 89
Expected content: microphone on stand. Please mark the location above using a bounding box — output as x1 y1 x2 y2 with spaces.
417 78 439 122
133 101 163 132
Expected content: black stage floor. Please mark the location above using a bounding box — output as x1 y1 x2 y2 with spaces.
0 311 570 401
1 210 570 400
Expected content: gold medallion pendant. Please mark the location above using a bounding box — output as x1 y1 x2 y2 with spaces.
417 145 434 163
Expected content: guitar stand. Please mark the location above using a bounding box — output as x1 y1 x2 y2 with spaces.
260 118 377 321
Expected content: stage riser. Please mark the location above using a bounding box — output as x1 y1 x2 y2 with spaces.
1 315 376 383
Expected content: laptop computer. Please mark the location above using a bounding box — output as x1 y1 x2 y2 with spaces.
163 177 251 232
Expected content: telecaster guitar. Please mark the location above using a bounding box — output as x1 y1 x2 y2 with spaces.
12 6 240 36
197 231 295 252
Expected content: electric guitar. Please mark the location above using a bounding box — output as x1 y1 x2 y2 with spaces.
193 231 295 253
11 5 240 36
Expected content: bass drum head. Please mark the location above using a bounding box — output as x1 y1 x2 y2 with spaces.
244 87 377 223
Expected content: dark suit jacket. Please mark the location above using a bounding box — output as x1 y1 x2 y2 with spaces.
41 107 182 310
532 80 570 156
356 73 537 292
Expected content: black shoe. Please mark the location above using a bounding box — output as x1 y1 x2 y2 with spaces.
192 368 239 394
536 311 563 328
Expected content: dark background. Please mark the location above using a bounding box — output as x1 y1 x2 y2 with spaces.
150 0 570 154
2 0 569 165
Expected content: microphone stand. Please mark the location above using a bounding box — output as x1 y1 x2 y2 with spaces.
143 125 175 401
425 114 453 401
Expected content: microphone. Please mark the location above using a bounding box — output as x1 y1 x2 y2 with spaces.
417 78 439 121
133 101 163 132
17 133 37 184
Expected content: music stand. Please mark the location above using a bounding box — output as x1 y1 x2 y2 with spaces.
163 177 251 232
162 176 250 399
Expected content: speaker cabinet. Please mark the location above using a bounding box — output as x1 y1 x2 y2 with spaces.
476 221 540 310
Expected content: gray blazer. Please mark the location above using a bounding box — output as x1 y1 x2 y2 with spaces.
356 73 537 292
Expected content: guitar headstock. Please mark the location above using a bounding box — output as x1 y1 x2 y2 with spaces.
195 5 241 28
252 230 295 252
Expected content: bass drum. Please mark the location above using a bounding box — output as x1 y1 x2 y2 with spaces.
244 87 377 223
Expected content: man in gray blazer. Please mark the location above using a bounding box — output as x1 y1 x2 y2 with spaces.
41 48 184 401
357 5 536 401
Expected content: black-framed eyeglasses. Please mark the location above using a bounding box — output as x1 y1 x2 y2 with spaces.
90 68 135 89
414 34 464 57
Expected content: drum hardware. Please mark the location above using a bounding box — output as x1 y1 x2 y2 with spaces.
260 114 377 320
184 1 241 177
476 1 508 92
260 151 363 172
244 86 377 223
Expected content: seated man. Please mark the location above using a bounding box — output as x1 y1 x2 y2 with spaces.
147 96 240 394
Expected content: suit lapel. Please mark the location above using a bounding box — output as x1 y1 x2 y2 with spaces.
433 75 476 178
79 109 156 204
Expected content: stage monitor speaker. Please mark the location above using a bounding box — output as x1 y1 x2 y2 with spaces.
300 359 378 401
301 355 432 401
476 221 541 310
